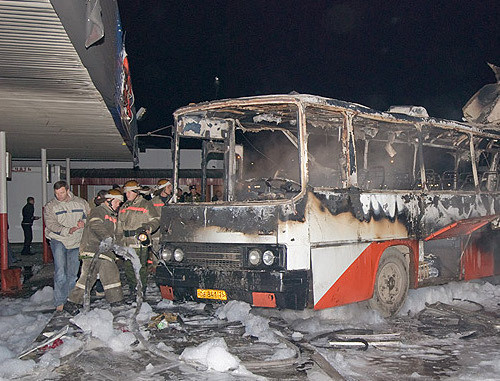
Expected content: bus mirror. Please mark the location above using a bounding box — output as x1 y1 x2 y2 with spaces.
385 132 397 158
385 142 397 158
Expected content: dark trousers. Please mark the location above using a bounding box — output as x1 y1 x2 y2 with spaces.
21 223 33 254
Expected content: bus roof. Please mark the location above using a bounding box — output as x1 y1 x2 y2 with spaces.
173 93 500 138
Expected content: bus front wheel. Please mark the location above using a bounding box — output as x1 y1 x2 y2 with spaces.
369 249 409 317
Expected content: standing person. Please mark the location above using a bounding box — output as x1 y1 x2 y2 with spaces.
211 190 222 202
44 181 90 312
91 189 108 209
184 184 201 202
116 180 159 297
176 187 185 202
21 197 39 255
152 179 173 212
66 189 124 311
150 179 173 258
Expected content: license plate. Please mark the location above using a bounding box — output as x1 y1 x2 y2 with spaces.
196 288 227 300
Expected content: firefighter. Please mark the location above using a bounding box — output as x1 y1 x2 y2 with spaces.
150 179 173 257
184 184 201 202
116 180 160 296
152 179 173 212
66 189 124 310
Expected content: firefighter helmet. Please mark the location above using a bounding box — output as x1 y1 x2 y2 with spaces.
94 189 108 206
157 179 171 190
123 180 141 192
105 188 123 200
140 185 152 195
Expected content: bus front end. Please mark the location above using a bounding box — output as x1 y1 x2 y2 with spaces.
155 96 310 309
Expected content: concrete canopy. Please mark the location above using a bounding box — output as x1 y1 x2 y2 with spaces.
0 0 134 161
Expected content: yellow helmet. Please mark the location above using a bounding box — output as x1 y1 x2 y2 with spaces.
105 188 123 201
123 180 141 192
157 179 172 190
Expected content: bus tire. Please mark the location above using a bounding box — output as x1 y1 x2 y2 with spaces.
369 248 409 317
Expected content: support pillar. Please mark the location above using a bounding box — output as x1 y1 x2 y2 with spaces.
41 149 52 264
66 157 70 190
1 131 21 293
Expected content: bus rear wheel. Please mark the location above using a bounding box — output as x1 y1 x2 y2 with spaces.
369 249 409 317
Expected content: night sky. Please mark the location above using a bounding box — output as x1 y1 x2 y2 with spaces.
118 1 499 141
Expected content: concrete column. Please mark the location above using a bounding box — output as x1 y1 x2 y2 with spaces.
0 132 7 272
66 158 70 189
41 149 47 205
41 149 51 263
0 132 21 293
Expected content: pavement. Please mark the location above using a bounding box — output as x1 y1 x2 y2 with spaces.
1 242 54 297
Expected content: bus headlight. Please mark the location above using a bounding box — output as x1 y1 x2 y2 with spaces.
248 249 262 266
262 250 275 266
174 248 185 262
160 247 173 261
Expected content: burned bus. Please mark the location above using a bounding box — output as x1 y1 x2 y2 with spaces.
155 94 500 316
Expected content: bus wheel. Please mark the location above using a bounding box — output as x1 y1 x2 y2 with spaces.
369 249 409 317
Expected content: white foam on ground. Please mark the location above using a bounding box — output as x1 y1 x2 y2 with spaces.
71 308 136 352
180 337 251 374
216 301 277 343
29 286 54 304
0 357 36 379
136 302 154 323
400 280 500 316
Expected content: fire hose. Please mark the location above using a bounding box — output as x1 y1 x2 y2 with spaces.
79 238 177 362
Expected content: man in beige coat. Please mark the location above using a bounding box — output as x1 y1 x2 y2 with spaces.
44 180 90 311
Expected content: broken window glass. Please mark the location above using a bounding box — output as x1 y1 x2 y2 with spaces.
353 117 418 190
420 126 473 191
234 128 300 201
305 107 344 188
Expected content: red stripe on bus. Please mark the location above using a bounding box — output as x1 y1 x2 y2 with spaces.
314 239 418 310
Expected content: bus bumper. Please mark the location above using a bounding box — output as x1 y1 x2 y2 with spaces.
155 265 309 310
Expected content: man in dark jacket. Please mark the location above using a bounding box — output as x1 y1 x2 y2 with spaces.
21 197 39 255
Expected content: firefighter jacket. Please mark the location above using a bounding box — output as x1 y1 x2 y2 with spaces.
151 193 172 214
151 193 172 244
79 202 118 260
44 192 90 249
116 194 160 247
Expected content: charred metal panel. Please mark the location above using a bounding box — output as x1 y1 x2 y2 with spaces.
309 188 500 244
160 197 308 243
419 193 500 237
178 115 230 140
309 190 419 242
160 204 281 243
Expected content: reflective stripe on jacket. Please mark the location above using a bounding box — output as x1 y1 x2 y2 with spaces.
79 203 117 259
116 195 160 246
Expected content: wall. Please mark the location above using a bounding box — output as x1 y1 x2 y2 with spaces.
7 166 61 243
7 148 203 243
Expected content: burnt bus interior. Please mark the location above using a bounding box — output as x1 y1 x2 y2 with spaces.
176 102 500 197
177 103 302 202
